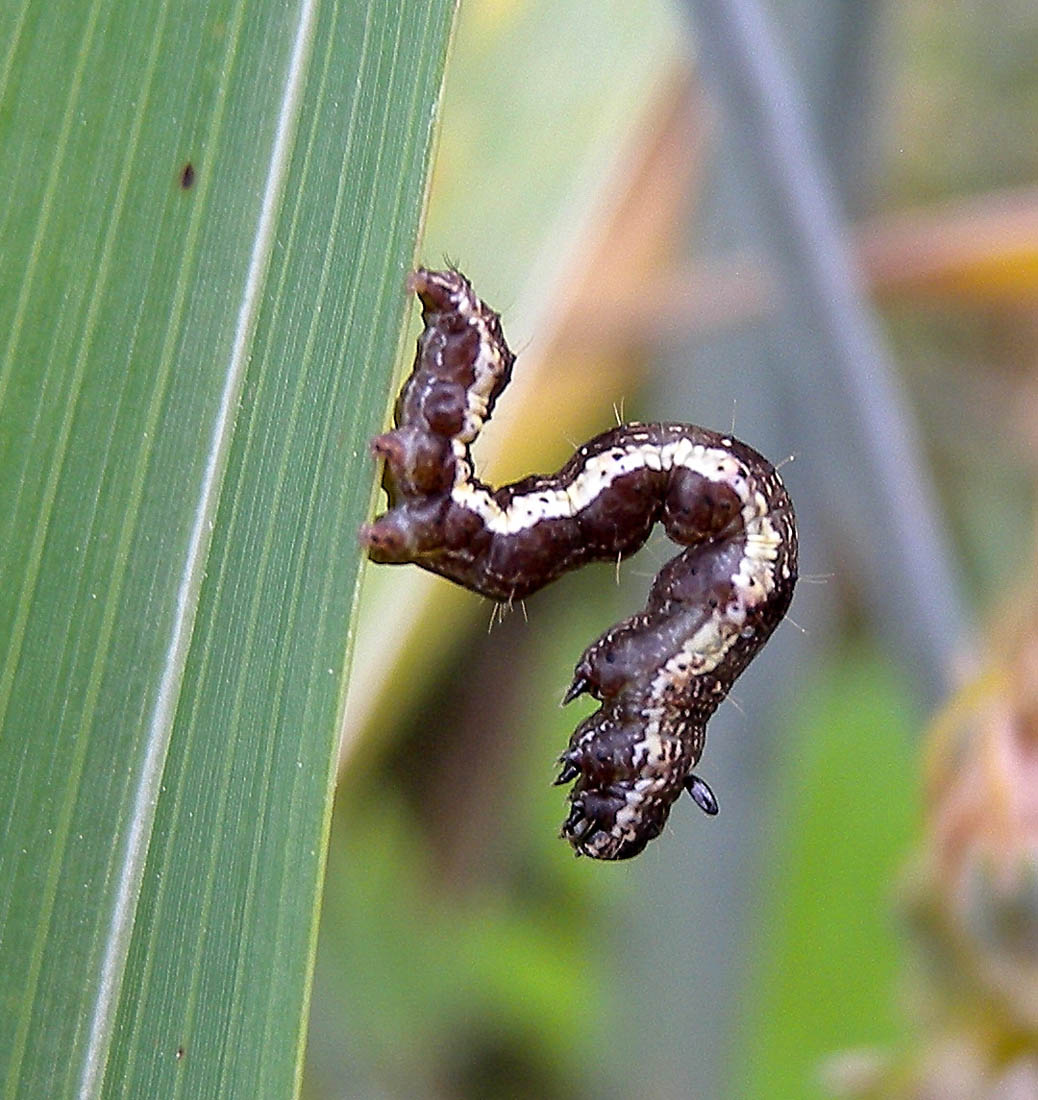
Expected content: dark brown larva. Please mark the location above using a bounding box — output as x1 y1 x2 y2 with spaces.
361 268 798 860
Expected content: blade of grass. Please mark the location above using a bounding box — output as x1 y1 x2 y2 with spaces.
0 2 457 1097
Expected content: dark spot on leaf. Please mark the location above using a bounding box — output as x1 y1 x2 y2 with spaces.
180 162 195 189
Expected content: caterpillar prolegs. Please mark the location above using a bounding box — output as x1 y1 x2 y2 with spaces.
360 269 798 861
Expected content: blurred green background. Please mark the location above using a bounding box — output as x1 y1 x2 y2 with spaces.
307 1 1038 1098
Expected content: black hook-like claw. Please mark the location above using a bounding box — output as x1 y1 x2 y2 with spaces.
562 676 590 705
562 801 589 837
684 773 719 815
553 759 580 786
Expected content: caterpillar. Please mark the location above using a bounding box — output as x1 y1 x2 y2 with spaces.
360 268 798 861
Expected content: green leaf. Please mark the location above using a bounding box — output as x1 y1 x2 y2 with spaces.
0 1 456 1096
